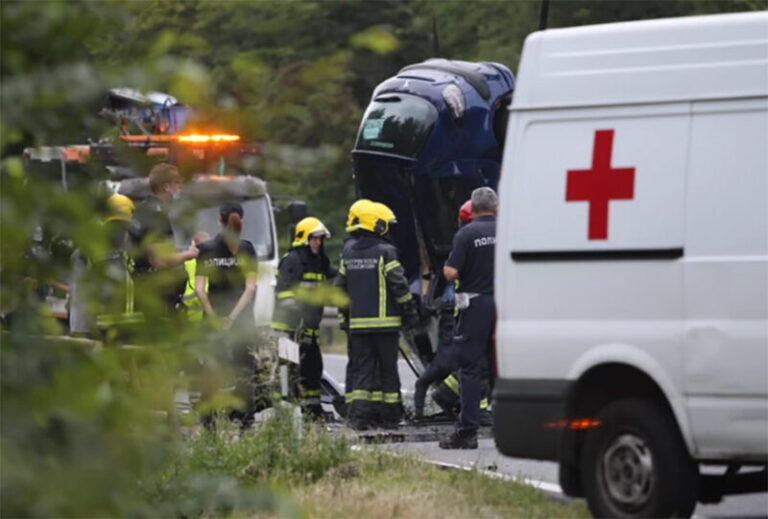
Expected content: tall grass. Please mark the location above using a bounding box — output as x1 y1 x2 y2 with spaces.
143 407 351 517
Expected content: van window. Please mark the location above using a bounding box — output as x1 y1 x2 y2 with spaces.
356 94 438 158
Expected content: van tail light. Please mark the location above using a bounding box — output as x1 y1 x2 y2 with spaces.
545 418 601 430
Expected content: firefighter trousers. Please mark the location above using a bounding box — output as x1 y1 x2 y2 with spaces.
299 333 323 418
347 331 401 425
413 342 458 414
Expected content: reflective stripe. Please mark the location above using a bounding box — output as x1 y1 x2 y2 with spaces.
349 317 401 329
97 312 144 326
370 390 383 402
383 259 401 273
271 321 294 332
302 272 325 281
302 389 321 397
444 374 460 395
339 261 346 275
378 256 386 319
383 392 400 404
345 389 372 403
98 253 141 327
303 328 320 337
277 290 295 300
480 397 489 410
125 271 134 314
396 293 413 304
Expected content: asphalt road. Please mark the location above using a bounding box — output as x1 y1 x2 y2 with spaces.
322 353 768 518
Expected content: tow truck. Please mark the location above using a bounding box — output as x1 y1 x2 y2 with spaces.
23 88 276 322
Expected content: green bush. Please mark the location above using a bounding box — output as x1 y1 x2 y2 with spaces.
146 409 350 517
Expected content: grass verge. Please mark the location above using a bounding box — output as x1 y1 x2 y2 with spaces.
145 408 588 518
296 448 589 519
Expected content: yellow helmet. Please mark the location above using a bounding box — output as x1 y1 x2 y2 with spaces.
293 216 330 247
104 193 135 222
346 199 373 232
358 201 397 235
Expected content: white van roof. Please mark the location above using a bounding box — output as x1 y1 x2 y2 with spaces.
513 12 768 109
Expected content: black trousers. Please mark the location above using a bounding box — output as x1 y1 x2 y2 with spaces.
348 331 401 424
413 342 458 414
299 333 323 417
453 295 495 434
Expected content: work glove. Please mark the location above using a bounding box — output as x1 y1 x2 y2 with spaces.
338 312 349 332
402 300 421 331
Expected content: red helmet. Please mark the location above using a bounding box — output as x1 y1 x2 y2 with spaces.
458 199 473 226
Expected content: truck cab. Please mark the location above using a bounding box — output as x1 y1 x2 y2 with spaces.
493 12 768 518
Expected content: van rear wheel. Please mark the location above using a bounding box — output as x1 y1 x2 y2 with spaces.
580 398 698 518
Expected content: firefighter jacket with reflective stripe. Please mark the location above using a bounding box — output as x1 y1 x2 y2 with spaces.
271 246 337 335
334 233 413 333
94 249 143 327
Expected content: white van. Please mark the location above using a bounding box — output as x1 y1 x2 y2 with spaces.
492 12 767 518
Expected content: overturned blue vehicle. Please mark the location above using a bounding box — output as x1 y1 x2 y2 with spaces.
352 59 514 370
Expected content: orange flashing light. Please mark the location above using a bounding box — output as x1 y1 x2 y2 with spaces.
177 134 240 143
120 135 175 142
544 418 601 430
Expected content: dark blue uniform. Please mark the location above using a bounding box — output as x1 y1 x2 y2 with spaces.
445 214 496 434
130 196 187 313
334 232 416 427
270 246 337 418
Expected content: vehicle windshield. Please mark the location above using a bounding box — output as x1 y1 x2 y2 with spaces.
170 197 275 260
355 93 438 158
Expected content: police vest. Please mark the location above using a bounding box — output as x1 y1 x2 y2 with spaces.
182 259 208 322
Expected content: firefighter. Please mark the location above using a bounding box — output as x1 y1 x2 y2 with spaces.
412 199 472 420
271 216 336 420
130 162 198 315
337 199 371 416
92 194 142 335
335 201 419 430
438 187 497 449
414 199 492 424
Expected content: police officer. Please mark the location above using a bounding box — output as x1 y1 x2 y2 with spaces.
271 216 336 420
130 162 198 315
438 187 497 449
195 202 258 427
335 201 419 430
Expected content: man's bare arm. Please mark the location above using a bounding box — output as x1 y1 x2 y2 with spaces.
443 265 459 282
149 241 198 269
